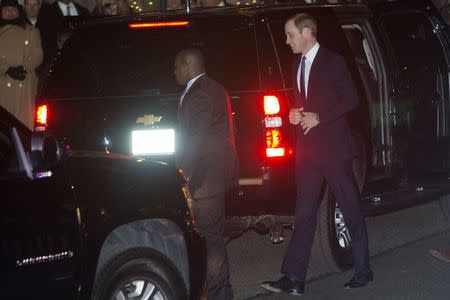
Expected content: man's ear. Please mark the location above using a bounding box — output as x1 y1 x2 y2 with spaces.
302 26 313 38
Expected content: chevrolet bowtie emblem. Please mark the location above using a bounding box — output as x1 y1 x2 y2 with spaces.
136 114 162 125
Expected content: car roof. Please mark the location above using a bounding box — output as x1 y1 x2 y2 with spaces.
74 2 368 29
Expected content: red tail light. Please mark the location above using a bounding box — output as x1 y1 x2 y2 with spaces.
35 104 48 131
262 94 290 158
266 148 286 157
266 129 282 148
128 21 189 29
264 95 280 115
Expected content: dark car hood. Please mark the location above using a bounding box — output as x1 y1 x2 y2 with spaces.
65 151 187 216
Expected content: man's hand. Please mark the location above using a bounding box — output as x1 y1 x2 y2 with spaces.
300 112 320 135
289 107 304 125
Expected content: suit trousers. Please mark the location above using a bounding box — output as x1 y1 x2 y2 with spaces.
192 193 233 300
281 158 370 281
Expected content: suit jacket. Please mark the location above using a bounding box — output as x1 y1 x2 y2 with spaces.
292 47 358 162
177 74 238 198
38 2 89 64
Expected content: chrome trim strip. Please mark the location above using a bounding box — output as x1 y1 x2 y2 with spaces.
16 251 74 267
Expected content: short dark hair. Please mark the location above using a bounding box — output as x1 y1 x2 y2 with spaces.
286 13 318 37
1 0 20 9
23 0 42 6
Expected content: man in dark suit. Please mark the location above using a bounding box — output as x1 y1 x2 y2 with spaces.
37 0 89 64
174 48 237 300
261 13 372 296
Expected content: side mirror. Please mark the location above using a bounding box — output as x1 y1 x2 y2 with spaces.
29 132 62 171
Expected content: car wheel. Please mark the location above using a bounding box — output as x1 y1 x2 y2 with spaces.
326 193 354 269
91 248 187 300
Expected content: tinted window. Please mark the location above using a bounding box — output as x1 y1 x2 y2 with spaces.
256 22 284 90
43 19 258 99
380 12 450 171
382 13 445 77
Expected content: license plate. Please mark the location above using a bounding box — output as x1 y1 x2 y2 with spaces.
131 129 175 155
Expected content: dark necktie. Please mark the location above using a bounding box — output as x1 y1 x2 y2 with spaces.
66 5 72 16
299 55 306 99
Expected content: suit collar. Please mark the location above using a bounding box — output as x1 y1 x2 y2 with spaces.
179 74 207 110
185 73 205 93
302 42 320 65
57 1 78 16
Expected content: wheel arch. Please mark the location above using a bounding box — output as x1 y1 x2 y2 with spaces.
90 218 190 298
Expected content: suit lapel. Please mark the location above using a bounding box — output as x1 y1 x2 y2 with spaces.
291 56 304 108
307 47 325 102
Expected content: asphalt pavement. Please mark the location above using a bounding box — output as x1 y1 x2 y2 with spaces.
227 200 450 300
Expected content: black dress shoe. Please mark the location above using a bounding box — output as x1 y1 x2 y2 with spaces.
260 276 304 296
344 271 373 289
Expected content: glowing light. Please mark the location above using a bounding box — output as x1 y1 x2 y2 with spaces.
36 104 48 125
266 148 285 157
266 129 281 148
264 95 280 115
128 21 189 29
264 116 282 128
132 129 175 155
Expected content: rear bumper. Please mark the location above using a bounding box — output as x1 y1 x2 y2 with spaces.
226 159 296 216
185 230 207 300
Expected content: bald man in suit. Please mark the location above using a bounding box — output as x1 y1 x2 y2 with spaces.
174 48 237 300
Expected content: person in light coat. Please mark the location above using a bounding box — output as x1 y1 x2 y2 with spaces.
0 0 43 129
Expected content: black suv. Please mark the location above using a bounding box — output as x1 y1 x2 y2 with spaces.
0 106 205 299
36 0 450 274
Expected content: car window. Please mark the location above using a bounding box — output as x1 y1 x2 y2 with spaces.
381 12 446 79
42 19 258 99
381 12 448 136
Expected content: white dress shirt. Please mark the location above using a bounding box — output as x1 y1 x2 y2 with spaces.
179 73 205 107
27 17 37 26
58 1 79 16
297 42 320 98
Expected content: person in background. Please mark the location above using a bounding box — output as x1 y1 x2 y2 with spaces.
92 0 130 15
23 0 41 27
116 0 130 14
166 0 184 10
0 0 43 130
38 0 89 65
202 0 226 6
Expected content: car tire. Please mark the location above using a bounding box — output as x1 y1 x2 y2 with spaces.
91 248 187 300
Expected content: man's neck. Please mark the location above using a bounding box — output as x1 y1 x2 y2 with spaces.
59 0 72 5
303 40 317 56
